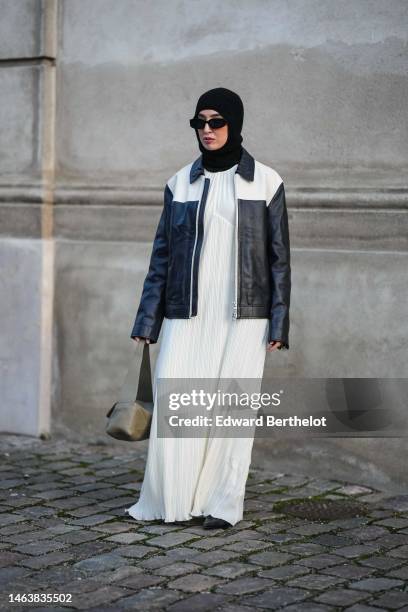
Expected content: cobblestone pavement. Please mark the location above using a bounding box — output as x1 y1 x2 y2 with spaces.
0 434 407 611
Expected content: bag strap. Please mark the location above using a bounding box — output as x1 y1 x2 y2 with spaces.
118 342 153 403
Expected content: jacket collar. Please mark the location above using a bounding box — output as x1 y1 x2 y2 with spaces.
189 146 255 184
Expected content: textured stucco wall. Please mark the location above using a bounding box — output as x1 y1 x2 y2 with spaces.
55 0 408 188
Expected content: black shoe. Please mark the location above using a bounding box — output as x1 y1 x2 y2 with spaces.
203 515 232 530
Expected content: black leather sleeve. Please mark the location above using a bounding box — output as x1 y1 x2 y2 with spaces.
266 182 291 349
130 184 173 343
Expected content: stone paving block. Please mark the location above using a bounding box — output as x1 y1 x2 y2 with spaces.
387 544 408 559
137 547 201 570
64 505 116 519
283 605 335 612
59 541 114 563
186 548 241 566
167 572 226 592
0 514 25 527
118 482 141 491
0 522 34 536
187 536 231 550
349 576 405 591
256 521 291 534
72 552 131 572
220 605 262 612
227 528 265 540
98 497 137 510
0 565 30 587
31 489 74 501
328 517 370 529
337 485 375 496
74 483 111 493
40 525 86 539
260 532 297 545
380 496 408 512
375 518 408 529
281 542 327 556
222 539 273 553
2 495 42 508
297 553 345 569
358 555 404 570
166 591 232 612
2 528 56 545
155 561 203 577
288 523 338 536
90 522 136 535
370 509 395 519
118 544 161 558
344 605 388 612
17 550 74 570
315 588 372 606
0 551 26 567
202 561 255 579
341 525 390 542
135 523 181 535
113 571 165 590
386 564 408 580
0 479 26 489
331 543 382 558
84 564 144 586
247 550 295 567
344 603 390 612
241 586 311 609
104 532 147 544
105 586 181 609
45 497 96 511
257 564 310 580
320 563 375 580
67 514 114 527
214 575 272 595
287 572 346 591
311 533 355 547
16 506 55 519
147 532 200 548
53 530 104 545
375 532 408 548
13 540 69 556
371 589 408 609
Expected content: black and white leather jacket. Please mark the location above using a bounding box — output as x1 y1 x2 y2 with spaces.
131 147 291 349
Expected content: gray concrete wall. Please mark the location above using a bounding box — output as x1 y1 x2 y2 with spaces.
0 0 57 436
1 1 407 489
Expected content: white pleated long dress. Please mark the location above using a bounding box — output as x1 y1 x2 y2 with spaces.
126 163 269 526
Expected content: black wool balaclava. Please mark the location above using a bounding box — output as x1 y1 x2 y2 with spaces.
192 87 244 172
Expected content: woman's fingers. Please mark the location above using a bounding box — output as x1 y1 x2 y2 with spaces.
266 341 282 352
133 337 151 344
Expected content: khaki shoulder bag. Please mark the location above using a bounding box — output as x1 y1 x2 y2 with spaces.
106 342 153 441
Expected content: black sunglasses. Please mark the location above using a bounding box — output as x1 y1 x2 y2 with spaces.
189 116 227 130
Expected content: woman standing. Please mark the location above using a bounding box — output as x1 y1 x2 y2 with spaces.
126 87 291 529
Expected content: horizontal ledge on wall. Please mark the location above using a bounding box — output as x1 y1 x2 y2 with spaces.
49 185 408 209
0 56 56 67
1 184 407 209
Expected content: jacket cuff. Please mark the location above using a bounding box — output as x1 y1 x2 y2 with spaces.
268 320 289 350
130 321 162 344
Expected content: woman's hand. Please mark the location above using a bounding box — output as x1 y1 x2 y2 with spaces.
266 340 283 352
132 336 151 344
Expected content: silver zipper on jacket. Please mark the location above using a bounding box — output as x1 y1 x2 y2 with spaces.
189 177 209 318
232 174 238 319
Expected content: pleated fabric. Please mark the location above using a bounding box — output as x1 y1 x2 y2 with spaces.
126 164 269 526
